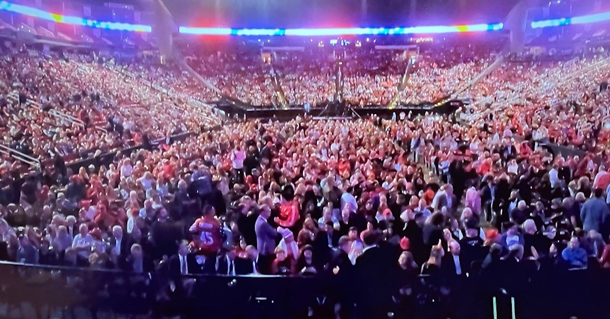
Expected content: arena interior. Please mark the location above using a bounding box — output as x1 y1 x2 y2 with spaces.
1 0 610 318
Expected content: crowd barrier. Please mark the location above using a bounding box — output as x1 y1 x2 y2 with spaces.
0 261 609 319
216 99 462 121
539 142 587 161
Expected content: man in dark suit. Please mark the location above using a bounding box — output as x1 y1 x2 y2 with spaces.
331 236 355 319
150 209 182 260
255 205 278 274
403 212 427 265
354 230 393 319
108 225 131 266
236 204 258 246
65 215 78 239
169 241 200 276
435 184 458 215
442 241 467 280
121 244 155 297
480 175 494 201
322 221 340 248
122 244 154 273
500 141 517 163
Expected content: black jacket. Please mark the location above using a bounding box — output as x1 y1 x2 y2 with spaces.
354 247 394 315
168 253 201 276
404 220 427 265
442 254 467 278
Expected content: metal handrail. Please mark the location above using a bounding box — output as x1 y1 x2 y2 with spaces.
388 56 416 109
0 144 40 168
47 108 85 126
560 56 610 83
454 54 505 97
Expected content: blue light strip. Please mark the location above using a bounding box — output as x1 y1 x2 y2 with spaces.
0 1 152 32
178 23 504 36
3 0 610 36
531 11 610 29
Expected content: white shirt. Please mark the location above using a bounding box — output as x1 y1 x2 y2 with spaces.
227 259 236 276
507 163 518 175
549 168 559 188
453 255 462 275
231 150 245 169
156 184 169 197
114 238 121 255
139 177 154 191
72 234 94 257
84 206 96 221
340 193 358 212
121 165 133 177
180 255 188 275
127 217 136 233
252 260 258 274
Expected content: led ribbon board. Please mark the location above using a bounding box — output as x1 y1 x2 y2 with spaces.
532 11 610 28
3 0 609 35
0 1 151 32
178 24 504 36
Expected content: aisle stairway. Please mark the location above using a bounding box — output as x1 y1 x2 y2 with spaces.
264 63 288 109
452 54 505 99
0 143 40 168
5 91 106 134
335 55 344 103
388 56 416 109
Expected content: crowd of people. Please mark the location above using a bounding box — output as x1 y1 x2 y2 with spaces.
2 39 610 318
178 43 502 108
184 51 278 107
0 47 222 164
460 52 610 152
273 50 337 107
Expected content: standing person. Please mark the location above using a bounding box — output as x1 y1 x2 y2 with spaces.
442 241 466 279
354 230 392 319
423 213 446 253
404 212 427 266
189 205 221 260
231 144 246 184
331 236 355 318
255 205 279 274
169 241 199 276
122 244 154 274
16 235 38 264
581 188 610 238
434 184 458 216
108 225 130 266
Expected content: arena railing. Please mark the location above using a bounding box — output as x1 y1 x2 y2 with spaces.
0 144 41 168
388 57 416 109
0 260 607 319
5 91 107 134
452 53 505 99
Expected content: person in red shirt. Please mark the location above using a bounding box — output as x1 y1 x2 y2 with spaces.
189 205 222 256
